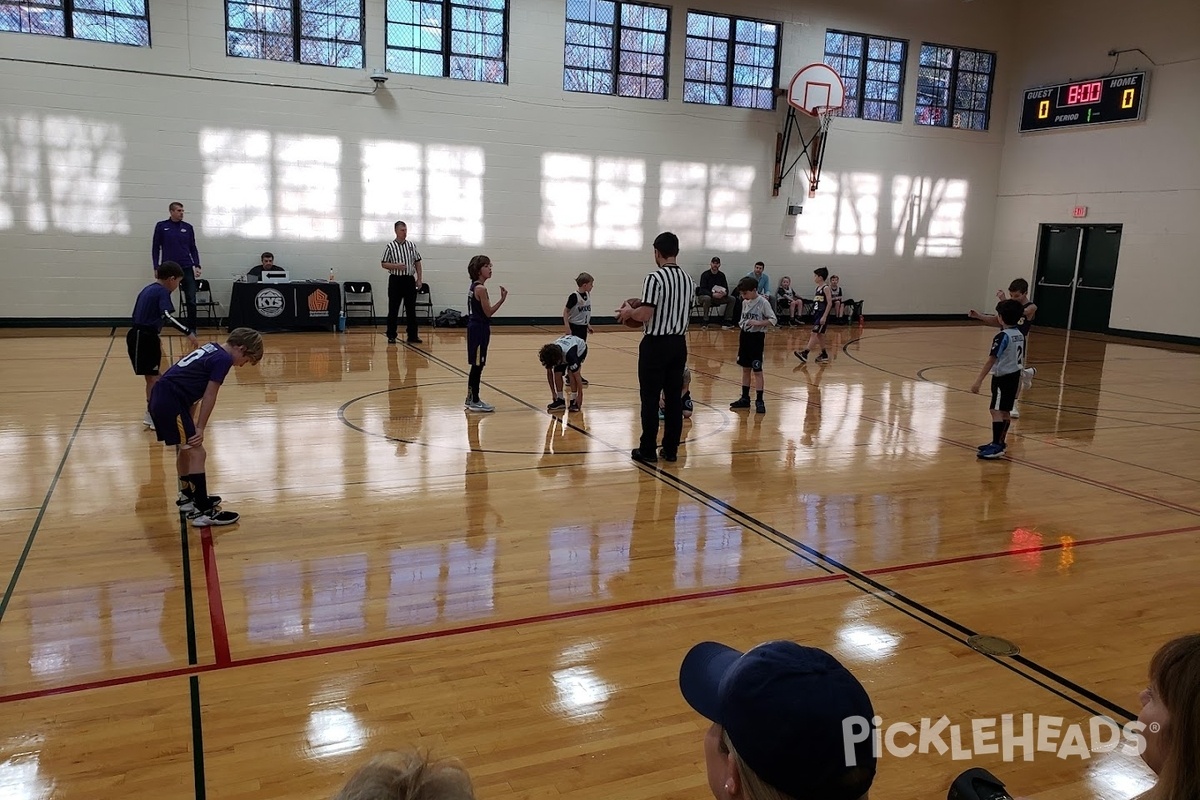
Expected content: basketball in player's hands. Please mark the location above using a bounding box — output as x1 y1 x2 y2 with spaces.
618 298 643 328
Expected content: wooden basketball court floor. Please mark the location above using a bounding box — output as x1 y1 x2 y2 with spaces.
1 321 1198 800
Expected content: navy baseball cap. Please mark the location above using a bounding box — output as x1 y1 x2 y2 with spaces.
679 640 877 800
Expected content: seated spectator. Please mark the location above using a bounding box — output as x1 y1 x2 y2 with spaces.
830 275 860 323
334 748 476 800
679 639 876 800
696 257 733 327
247 252 283 280
1133 634 1200 800
776 276 802 324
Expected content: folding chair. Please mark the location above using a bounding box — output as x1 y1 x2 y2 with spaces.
194 279 223 327
415 283 434 322
342 281 377 328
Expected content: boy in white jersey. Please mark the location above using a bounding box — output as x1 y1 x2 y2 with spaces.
562 272 594 386
970 299 1026 459
539 333 589 412
729 276 777 414
969 277 1037 417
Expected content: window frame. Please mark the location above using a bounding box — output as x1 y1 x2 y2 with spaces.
915 41 996 131
562 0 671 101
385 0 511 84
224 0 366 70
822 29 907 123
683 10 782 111
0 0 151 46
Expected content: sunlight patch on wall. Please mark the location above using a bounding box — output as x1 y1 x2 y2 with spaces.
0 113 130 234
201 128 341 241
892 176 968 257
275 135 342 241
427 145 485 245
659 162 754 252
792 172 879 255
201 129 273 238
538 153 644 250
360 140 484 245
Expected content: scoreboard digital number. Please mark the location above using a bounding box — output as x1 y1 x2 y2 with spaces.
1019 72 1146 132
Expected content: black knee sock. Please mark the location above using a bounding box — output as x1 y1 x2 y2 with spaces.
1001 420 1011 443
189 473 209 508
741 385 750 399
992 421 1004 445
179 476 193 500
756 390 764 402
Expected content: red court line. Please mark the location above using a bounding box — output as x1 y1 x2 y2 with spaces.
4 521 1198 707
0 571 847 705
865 524 1200 576
200 527 231 666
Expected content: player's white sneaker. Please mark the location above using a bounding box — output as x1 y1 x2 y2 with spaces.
143 412 154 427
466 399 495 413
1020 367 1036 391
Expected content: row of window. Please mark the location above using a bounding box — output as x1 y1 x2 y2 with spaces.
0 0 996 129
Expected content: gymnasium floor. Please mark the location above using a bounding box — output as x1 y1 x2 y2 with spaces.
1 321 1198 799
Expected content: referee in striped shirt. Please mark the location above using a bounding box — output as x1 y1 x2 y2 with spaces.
381 220 423 344
618 231 694 465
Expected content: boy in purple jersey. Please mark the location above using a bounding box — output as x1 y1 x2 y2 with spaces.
127 261 199 427
149 327 263 527
464 255 507 413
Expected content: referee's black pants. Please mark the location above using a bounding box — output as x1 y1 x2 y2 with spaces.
387 273 418 341
638 334 688 456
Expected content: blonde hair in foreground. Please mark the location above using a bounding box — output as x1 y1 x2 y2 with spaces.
333 749 476 800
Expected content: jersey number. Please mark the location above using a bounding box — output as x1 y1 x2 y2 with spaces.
177 346 208 368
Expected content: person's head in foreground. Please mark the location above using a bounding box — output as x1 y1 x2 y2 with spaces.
679 640 876 800
1137 633 1200 800
334 748 475 800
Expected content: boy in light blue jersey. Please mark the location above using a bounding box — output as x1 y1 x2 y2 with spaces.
539 333 588 412
730 276 777 414
970 299 1026 459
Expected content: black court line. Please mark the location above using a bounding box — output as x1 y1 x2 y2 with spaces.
0 337 113 625
395 339 1134 722
190 676 207 800
180 513 206 798
651 467 1130 721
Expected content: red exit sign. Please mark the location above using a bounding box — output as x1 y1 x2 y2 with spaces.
1072 206 1087 218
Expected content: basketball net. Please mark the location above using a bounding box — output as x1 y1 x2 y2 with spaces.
803 105 839 197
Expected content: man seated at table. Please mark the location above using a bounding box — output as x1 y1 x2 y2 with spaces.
247 252 286 280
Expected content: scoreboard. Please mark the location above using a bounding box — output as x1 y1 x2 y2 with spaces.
1018 72 1146 132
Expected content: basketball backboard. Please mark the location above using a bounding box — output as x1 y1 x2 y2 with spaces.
787 62 845 116
773 63 845 197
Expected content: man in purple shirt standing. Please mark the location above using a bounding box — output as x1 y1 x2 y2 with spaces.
151 201 202 331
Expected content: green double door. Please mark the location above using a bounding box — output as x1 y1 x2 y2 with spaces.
1032 224 1123 332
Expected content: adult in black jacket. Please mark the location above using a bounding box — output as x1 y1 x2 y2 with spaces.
696 257 733 327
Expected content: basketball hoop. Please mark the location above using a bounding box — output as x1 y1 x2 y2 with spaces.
773 63 844 198
805 105 840 196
